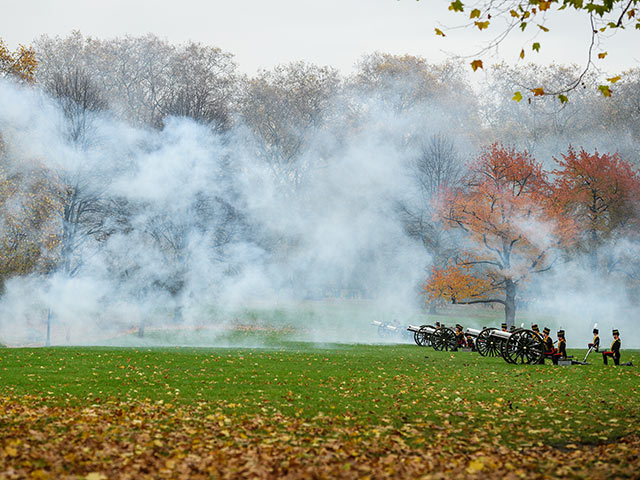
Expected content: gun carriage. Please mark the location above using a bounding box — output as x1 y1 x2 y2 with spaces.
482 328 545 364
475 328 503 357
407 324 436 346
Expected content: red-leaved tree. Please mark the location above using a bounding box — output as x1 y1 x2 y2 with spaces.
425 143 574 326
553 147 640 273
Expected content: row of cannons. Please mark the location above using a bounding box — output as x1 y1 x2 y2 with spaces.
397 322 561 365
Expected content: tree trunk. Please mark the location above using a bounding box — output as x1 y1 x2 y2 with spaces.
504 279 516 328
45 309 52 347
138 318 145 338
173 305 183 323
590 228 598 272
428 301 437 314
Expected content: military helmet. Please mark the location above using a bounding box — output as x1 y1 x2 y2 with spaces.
613 329 620 336
543 327 550 335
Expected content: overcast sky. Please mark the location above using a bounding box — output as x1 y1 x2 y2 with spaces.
3 0 639 76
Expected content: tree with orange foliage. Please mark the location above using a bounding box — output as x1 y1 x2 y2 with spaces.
553 147 640 273
0 154 61 293
0 37 37 82
425 143 574 326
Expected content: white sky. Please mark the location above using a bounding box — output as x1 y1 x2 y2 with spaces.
2 0 639 76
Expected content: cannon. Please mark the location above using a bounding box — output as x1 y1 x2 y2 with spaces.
407 324 437 346
372 320 412 341
430 326 458 351
372 320 400 337
475 327 503 357
463 327 482 349
495 328 545 364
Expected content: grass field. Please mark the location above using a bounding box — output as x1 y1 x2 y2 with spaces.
1 340 638 479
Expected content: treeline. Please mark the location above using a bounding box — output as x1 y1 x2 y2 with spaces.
0 32 639 324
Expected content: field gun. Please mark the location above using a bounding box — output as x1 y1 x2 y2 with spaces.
406 324 458 350
407 324 436 347
372 320 400 337
429 325 458 351
476 327 545 364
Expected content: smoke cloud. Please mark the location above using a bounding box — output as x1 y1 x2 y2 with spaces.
0 59 638 350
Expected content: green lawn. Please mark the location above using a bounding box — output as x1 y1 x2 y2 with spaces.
1 343 637 448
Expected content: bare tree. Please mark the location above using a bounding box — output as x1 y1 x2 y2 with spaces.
398 134 465 312
239 61 340 192
160 42 237 131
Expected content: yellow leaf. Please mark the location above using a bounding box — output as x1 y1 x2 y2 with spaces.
470 59 483 71
466 459 485 473
85 474 107 480
538 24 550 32
435 28 446 37
532 88 545 96
598 52 608 59
520 49 525 59
470 9 481 19
5 446 18 457
475 20 490 30
607 75 621 83
512 91 523 102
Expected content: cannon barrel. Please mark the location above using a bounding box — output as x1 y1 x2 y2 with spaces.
464 327 482 337
489 329 511 340
407 325 421 333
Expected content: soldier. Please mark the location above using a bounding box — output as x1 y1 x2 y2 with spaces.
531 324 541 338
602 329 622 365
501 322 508 332
588 328 600 352
509 325 516 332
557 330 567 360
455 324 467 348
543 327 554 354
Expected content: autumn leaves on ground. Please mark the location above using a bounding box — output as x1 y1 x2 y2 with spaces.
1 344 638 479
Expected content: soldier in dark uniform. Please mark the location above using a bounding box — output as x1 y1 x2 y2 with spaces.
501 322 508 332
531 324 541 338
603 329 621 365
543 327 554 354
509 325 516 332
588 328 600 352
531 324 544 363
455 324 467 348
465 334 475 351
557 329 567 360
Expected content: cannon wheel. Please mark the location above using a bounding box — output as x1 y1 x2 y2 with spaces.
500 328 526 363
415 325 435 347
503 329 545 364
476 328 501 357
432 327 457 351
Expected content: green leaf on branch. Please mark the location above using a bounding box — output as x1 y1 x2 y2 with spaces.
558 94 569 104
598 85 612 97
449 1 464 12
532 42 541 52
